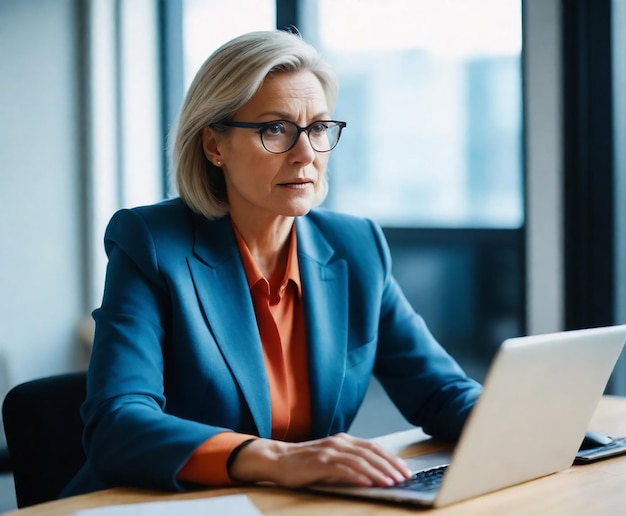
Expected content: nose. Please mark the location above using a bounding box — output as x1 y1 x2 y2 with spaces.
288 130 316 164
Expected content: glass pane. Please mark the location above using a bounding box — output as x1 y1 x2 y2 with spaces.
182 0 275 87
303 0 523 228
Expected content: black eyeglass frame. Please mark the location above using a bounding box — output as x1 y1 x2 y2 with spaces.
215 119 347 154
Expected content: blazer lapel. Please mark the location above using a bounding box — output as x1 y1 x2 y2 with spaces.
296 216 349 438
187 215 272 437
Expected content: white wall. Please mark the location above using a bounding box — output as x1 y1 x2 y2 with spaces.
0 0 87 403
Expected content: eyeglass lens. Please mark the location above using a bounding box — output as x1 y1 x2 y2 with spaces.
261 121 342 153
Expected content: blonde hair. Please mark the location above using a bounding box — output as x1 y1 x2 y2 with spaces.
172 30 338 219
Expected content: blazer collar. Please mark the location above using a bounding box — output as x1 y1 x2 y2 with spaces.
191 213 239 267
189 215 272 437
296 216 349 438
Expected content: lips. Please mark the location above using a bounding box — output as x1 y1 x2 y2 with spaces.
278 179 314 188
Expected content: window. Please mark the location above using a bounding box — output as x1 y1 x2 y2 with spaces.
302 0 523 228
181 0 275 87
178 1 524 230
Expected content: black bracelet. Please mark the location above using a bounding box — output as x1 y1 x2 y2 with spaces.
226 438 257 480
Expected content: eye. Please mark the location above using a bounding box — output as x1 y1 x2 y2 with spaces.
309 122 328 135
261 122 286 136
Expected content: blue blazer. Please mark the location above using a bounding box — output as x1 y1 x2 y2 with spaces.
62 198 481 496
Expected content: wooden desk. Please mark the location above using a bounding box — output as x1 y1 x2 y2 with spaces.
6 396 626 516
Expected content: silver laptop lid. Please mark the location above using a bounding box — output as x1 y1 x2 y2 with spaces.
435 325 626 507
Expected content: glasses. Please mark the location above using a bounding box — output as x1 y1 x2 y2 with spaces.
217 119 347 154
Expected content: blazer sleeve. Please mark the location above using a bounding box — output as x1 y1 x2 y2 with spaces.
82 208 234 491
366 220 482 441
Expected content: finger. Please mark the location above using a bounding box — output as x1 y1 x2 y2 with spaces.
324 451 398 486
273 440 379 487
313 435 411 485
355 439 413 479
324 434 413 483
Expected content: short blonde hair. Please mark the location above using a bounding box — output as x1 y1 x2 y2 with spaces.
172 30 338 219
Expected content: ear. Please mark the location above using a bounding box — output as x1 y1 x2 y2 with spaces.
200 126 225 167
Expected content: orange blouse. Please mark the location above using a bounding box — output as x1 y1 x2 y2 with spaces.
177 223 311 485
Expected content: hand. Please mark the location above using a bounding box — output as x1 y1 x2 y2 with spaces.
228 433 413 488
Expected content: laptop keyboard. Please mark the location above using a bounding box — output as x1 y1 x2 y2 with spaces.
392 465 448 493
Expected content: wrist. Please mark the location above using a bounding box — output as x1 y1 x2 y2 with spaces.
226 438 257 481
228 438 286 484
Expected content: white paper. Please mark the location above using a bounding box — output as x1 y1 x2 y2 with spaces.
74 494 264 516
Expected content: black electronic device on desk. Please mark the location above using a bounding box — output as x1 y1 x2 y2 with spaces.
574 430 626 464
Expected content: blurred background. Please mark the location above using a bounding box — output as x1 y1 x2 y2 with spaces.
1 0 625 510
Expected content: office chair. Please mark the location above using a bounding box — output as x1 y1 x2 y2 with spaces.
2 371 87 508
0 445 10 473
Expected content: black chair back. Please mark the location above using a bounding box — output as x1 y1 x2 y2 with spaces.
0 445 10 473
2 372 87 508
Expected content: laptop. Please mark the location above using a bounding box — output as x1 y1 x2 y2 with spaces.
310 325 626 508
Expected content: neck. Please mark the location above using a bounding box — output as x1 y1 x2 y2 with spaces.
231 213 295 283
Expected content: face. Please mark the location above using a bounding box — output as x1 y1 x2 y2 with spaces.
201 70 331 225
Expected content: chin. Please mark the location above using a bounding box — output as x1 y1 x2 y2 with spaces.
283 206 313 217
281 198 319 217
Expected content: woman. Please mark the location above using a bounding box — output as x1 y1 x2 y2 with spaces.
62 30 481 497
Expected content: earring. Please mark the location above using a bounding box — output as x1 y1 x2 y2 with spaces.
215 160 222 167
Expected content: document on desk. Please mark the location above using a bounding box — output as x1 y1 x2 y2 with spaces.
73 494 263 515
